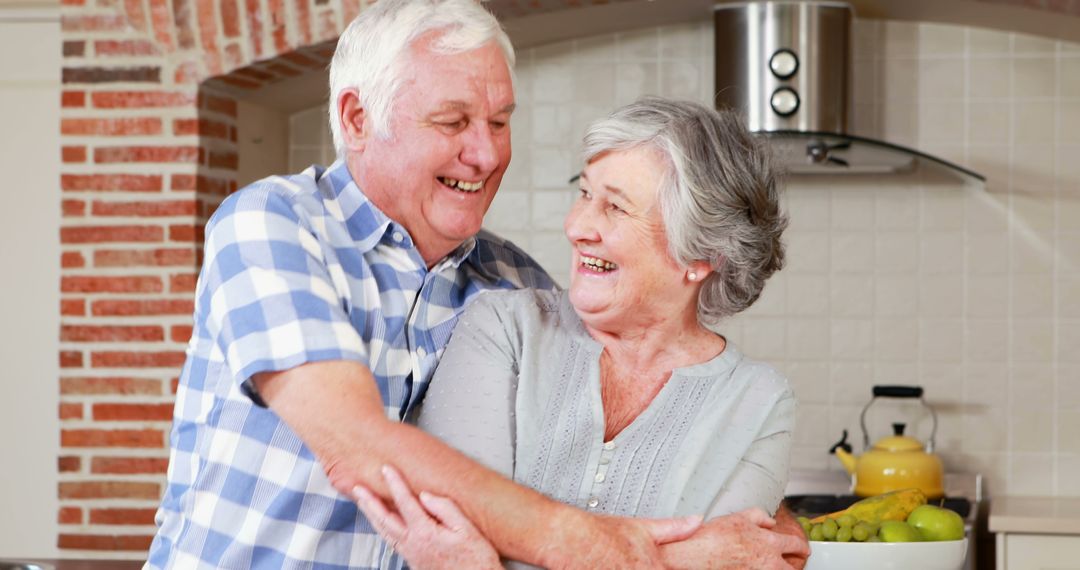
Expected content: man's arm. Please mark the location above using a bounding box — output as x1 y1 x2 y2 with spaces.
254 360 698 569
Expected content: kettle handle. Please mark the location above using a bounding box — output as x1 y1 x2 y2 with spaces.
873 385 923 398
859 385 938 452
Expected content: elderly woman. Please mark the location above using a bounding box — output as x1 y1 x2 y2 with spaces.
354 97 801 569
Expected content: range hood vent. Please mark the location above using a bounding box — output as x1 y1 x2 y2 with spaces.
714 1 984 183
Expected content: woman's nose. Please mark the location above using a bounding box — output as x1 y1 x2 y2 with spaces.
564 201 600 243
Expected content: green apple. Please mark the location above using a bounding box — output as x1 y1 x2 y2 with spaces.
878 520 923 542
907 504 966 541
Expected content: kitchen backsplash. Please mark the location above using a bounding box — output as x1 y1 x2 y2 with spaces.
289 19 1080 498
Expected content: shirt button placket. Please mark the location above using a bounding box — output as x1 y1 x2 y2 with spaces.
588 440 615 510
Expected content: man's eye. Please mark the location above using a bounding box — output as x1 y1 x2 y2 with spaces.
439 119 467 131
609 203 625 214
490 120 508 131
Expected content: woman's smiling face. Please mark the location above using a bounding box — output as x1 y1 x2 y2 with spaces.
565 146 699 331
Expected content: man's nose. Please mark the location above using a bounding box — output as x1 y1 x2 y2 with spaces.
460 122 500 173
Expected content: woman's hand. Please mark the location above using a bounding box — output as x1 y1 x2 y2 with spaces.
659 508 810 570
352 465 502 570
772 504 810 570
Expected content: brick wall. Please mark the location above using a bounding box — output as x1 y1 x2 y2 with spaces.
58 0 358 555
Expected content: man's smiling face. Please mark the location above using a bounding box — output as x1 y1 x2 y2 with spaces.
352 34 515 264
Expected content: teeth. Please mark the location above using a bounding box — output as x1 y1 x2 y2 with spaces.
581 255 618 272
439 176 483 193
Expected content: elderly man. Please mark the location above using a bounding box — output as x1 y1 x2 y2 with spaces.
147 1 808 568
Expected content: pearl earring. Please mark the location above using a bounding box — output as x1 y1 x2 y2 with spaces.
688 272 698 281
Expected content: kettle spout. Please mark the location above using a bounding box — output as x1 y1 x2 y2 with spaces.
834 447 857 474
829 429 857 475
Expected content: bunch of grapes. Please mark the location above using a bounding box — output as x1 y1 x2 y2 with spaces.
798 514 882 542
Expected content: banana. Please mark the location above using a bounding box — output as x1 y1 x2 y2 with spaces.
809 488 928 525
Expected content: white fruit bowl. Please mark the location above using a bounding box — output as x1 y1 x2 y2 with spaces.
805 538 968 570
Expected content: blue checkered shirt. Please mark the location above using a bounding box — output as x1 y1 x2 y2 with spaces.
147 161 555 569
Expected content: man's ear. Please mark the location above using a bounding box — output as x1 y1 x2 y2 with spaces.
337 88 367 153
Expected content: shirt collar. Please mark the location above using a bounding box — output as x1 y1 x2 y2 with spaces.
319 159 392 251
460 231 516 281
447 235 478 269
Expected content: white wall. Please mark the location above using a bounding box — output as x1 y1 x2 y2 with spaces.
237 100 290 189
0 6 61 559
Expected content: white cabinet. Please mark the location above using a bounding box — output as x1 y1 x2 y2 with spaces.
996 534 1080 570
991 497 1080 570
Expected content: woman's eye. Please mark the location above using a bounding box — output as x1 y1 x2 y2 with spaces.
609 203 625 213
578 188 591 199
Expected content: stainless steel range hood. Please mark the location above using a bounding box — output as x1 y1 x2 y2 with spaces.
714 1 984 183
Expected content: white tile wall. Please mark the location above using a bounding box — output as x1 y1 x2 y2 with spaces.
288 19 1080 498
288 105 335 172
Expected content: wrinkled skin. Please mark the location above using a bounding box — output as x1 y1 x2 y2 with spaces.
355 466 808 570
353 466 502 570
659 507 809 570
773 504 810 570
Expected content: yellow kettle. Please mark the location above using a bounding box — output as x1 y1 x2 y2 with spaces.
830 385 945 499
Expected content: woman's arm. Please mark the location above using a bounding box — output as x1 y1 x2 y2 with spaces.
705 392 796 517
414 294 520 477
656 389 807 568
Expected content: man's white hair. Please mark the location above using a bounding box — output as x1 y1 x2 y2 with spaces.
328 0 515 157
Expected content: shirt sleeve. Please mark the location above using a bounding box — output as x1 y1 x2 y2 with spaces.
414 293 519 478
705 390 795 518
197 185 369 396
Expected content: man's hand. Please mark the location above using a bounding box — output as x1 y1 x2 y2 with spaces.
773 504 810 570
352 465 502 570
659 508 810 570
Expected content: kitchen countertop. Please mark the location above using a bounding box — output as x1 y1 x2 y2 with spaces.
989 496 1080 535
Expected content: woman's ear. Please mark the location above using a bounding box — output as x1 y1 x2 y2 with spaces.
337 88 367 153
686 260 712 282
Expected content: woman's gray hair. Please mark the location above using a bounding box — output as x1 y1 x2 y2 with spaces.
328 0 514 157
582 97 787 327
